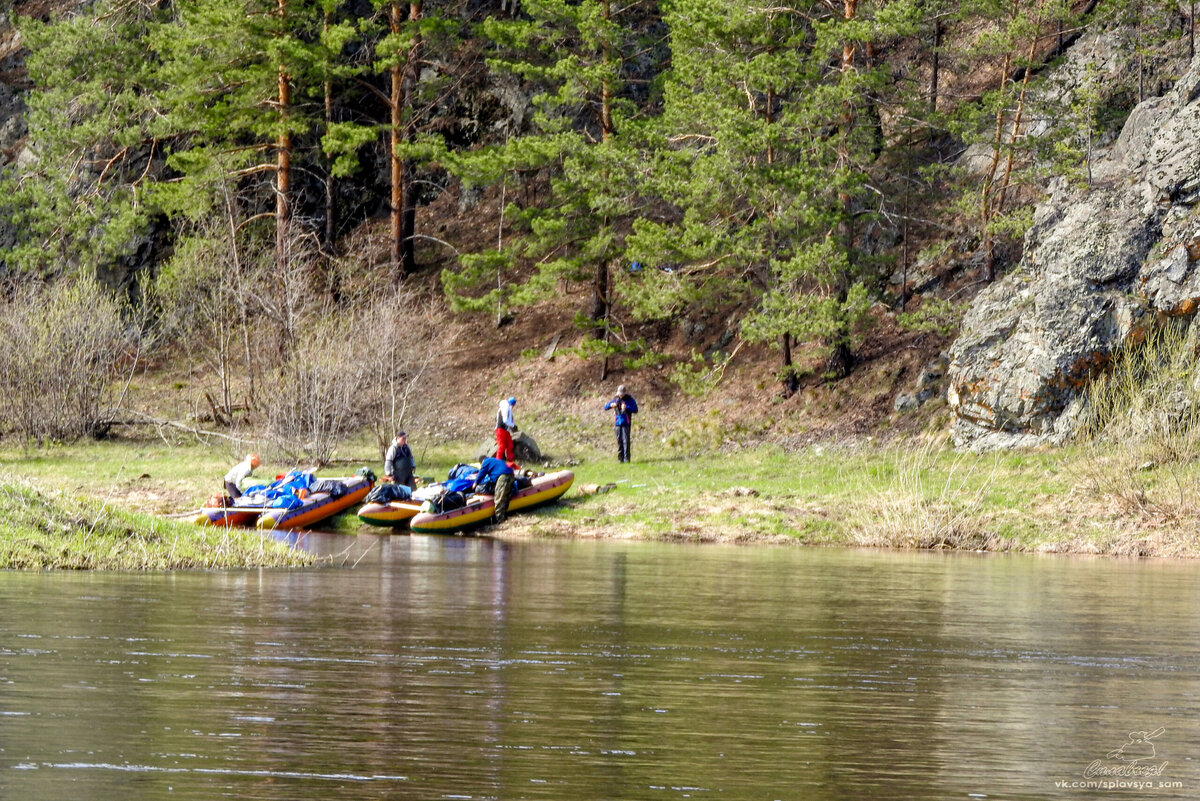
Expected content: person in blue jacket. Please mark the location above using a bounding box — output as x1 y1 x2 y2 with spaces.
603 384 639 463
474 456 516 523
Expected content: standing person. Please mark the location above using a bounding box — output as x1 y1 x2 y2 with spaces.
383 431 416 489
494 395 518 462
223 453 260 500
474 456 516 523
604 384 639 463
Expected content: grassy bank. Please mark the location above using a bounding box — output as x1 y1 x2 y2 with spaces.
0 475 314 569
565 441 1200 557
5 432 1200 562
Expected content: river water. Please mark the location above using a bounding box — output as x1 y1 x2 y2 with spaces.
2 535 1198 800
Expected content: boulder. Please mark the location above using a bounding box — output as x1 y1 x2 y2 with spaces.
474 431 543 463
948 55 1200 450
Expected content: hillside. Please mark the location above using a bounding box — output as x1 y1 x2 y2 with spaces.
305 181 954 454
0 0 1194 456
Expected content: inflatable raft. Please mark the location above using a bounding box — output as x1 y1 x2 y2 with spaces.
409 470 574 534
257 473 374 531
357 500 422 527
192 469 316 528
192 469 374 530
358 481 445 528
192 501 269 528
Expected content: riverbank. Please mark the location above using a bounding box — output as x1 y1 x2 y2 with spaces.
497 440 1200 558
0 475 314 569
3 433 1199 567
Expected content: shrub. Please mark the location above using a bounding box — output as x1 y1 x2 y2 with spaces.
261 337 367 466
0 277 131 443
258 285 457 465
354 286 460 457
661 410 724 456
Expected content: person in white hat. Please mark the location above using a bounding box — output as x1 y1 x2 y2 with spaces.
494 395 518 462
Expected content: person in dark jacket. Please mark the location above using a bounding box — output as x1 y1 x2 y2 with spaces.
474 456 516 523
383 432 416 489
603 385 639 463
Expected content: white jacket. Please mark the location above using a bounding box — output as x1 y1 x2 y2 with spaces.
224 458 256 487
496 399 516 431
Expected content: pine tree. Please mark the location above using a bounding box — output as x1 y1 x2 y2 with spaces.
440 0 664 378
5 1 167 276
321 0 464 283
147 0 323 273
942 0 1090 281
628 0 917 391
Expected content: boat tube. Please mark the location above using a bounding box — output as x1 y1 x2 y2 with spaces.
409 470 574 534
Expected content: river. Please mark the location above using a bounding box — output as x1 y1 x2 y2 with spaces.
1 535 1198 799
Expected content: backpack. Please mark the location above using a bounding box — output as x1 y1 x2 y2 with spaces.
310 478 347 498
365 483 412 503
424 490 467 514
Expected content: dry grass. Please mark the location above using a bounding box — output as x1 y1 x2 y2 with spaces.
847 440 1011 550
1067 323 1200 548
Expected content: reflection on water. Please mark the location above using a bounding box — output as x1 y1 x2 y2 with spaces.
2 537 1199 800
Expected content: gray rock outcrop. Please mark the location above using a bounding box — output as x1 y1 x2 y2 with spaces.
894 353 949 413
948 56 1200 450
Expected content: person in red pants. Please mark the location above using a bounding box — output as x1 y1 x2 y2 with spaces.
494 395 518 461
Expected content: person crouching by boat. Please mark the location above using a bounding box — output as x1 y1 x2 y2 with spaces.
603 384 638 463
495 395 518 462
223 453 260 500
383 431 416 489
474 456 515 523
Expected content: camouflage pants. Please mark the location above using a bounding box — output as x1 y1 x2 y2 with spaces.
492 473 514 523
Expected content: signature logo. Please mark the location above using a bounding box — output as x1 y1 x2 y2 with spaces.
1107 728 1165 762
1084 728 1169 779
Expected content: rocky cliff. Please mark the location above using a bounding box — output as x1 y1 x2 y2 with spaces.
948 54 1200 450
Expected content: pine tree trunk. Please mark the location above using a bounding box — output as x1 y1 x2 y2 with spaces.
591 258 610 339
399 0 422 277
900 180 911 310
323 9 335 252
594 258 611 382
275 0 290 276
826 337 854 380
600 0 613 140
827 0 857 380
389 0 405 283
979 33 1015 284
982 0 1046 284
838 2 856 259
930 17 942 115
1137 0 1144 103
995 0 1045 219
780 333 799 397
594 0 614 382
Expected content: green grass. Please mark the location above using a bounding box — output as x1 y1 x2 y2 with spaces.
3 432 1199 561
0 476 313 569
